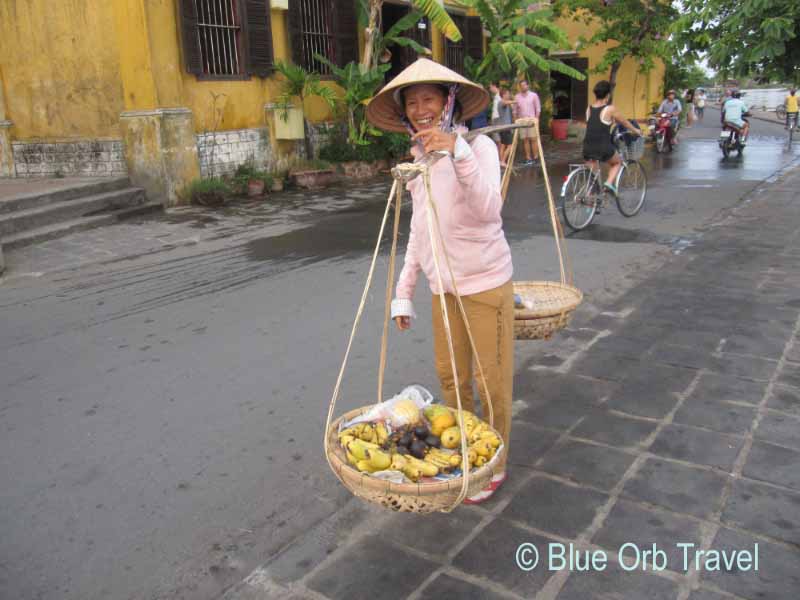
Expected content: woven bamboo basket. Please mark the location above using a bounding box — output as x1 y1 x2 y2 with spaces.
326 407 505 513
513 281 584 340
502 119 583 341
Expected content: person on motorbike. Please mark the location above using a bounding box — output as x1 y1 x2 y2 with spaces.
583 80 642 198
657 90 682 144
722 89 750 142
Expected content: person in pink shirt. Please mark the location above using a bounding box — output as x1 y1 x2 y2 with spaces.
366 59 514 503
513 79 541 165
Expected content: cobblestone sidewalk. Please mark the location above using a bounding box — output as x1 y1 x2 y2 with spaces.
225 163 800 600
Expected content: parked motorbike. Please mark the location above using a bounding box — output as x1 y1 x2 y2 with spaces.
649 113 675 153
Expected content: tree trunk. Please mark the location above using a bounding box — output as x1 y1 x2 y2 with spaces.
609 61 621 102
303 118 314 161
360 1 382 71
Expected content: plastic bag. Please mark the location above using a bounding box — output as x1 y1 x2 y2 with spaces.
341 384 434 429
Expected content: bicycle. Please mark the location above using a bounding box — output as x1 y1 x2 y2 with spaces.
559 132 648 231
788 112 798 145
776 104 787 121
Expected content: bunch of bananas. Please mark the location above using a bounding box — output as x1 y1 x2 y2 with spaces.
338 422 389 447
337 410 502 483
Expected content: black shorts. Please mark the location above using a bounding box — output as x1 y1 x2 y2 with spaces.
500 130 513 145
583 150 616 162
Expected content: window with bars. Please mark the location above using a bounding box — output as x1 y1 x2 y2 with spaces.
196 0 243 76
288 0 359 75
179 0 274 79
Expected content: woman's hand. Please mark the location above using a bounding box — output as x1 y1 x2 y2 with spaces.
394 316 411 331
411 130 457 154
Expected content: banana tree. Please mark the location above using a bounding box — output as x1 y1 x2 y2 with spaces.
358 0 463 71
459 0 585 83
314 55 391 145
373 10 433 66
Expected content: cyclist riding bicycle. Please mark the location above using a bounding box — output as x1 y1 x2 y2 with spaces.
722 89 750 143
582 80 641 198
785 88 798 130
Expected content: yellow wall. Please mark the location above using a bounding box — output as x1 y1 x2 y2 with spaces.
0 0 124 139
0 0 335 142
555 14 664 120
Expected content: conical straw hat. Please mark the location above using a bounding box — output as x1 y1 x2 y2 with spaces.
366 58 489 133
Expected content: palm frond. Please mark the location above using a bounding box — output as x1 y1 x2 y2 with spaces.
411 0 462 42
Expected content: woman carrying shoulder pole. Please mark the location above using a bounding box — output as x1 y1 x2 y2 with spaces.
366 59 514 504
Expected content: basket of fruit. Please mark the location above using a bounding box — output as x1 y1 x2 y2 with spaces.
513 281 583 340
325 393 505 513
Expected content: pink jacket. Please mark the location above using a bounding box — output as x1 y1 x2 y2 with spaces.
395 134 513 302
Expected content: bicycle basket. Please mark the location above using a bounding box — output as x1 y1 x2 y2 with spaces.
618 136 644 161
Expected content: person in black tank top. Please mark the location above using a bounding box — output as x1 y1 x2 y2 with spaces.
582 80 642 197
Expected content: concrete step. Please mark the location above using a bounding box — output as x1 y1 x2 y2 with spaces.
0 177 132 214
1 202 163 250
0 187 147 237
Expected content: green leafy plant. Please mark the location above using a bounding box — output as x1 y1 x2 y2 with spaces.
188 177 232 207
314 56 390 146
231 161 273 194
358 0 461 70
553 0 675 93
460 0 585 84
675 0 799 83
319 131 411 163
289 157 334 172
274 60 338 159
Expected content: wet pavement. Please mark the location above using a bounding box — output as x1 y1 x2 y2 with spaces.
1 109 799 600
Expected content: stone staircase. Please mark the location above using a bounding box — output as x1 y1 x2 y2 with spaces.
0 177 161 251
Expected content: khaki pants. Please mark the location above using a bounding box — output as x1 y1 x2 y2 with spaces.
432 280 514 471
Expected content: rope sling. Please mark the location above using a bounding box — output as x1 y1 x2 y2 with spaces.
324 118 580 512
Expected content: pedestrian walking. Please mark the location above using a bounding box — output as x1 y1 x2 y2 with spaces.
366 58 514 504
513 79 541 165
685 89 695 128
695 89 706 121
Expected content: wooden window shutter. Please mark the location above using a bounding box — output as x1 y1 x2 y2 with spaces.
287 0 304 66
465 16 483 61
244 0 274 76
334 0 359 67
178 0 203 75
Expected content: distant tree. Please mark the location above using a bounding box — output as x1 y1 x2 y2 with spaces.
553 0 676 95
676 0 799 84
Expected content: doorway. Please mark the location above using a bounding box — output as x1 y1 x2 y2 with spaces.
551 57 589 120
381 3 431 81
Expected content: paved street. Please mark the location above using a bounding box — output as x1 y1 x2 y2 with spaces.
2 111 799 600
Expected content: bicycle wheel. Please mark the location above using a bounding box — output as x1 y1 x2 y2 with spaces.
776 106 786 120
615 161 647 217
561 168 597 231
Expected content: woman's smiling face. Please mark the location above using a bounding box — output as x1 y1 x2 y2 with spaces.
403 84 447 132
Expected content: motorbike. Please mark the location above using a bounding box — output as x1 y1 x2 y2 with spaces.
719 123 746 158
649 113 676 153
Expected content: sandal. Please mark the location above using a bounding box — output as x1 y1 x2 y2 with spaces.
463 472 507 505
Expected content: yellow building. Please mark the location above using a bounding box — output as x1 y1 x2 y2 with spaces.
0 0 663 205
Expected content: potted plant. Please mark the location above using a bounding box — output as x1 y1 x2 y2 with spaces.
187 177 232 207
289 158 337 189
270 169 287 192
231 162 273 198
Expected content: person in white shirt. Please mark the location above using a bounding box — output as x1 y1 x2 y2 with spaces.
694 89 706 121
489 82 503 155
